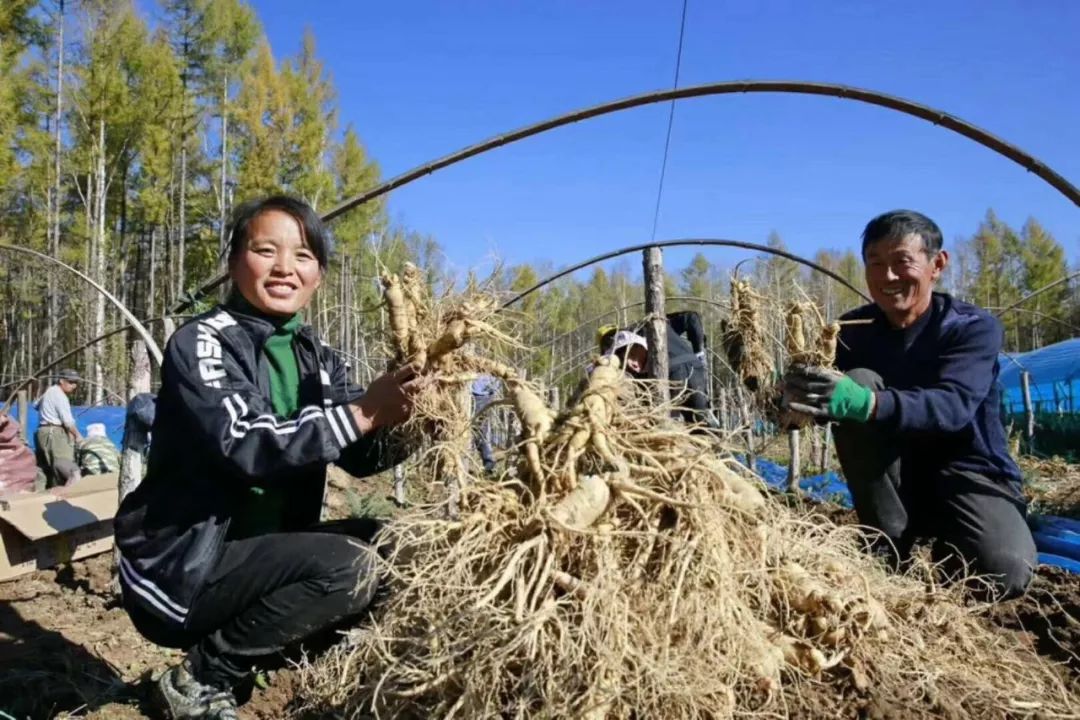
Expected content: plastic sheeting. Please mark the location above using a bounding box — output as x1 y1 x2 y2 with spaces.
747 457 1079 574
9 403 126 451
999 338 1080 415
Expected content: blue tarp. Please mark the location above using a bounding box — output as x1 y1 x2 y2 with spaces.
10 402 126 450
746 457 1080 574
998 338 1080 415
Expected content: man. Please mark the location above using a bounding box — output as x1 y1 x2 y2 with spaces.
35 369 82 488
471 375 498 474
595 315 718 426
784 210 1035 599
660 311 719 428
78 423 121 476
606 330 650 376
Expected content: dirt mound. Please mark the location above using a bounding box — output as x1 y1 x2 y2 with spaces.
0 553 301 719
812 499 1080 684
986 565 1080 674
1022 456 1080 518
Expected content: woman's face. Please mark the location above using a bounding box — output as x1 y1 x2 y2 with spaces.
230 209 322 317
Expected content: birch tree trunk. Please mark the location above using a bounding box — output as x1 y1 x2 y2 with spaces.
178 145 187 299
93 118 107 405
219 74 229 260
48 0 64 350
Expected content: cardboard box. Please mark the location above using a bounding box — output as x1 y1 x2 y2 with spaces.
0 472 119 582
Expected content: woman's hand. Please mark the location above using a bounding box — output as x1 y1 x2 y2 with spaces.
348 366 421 435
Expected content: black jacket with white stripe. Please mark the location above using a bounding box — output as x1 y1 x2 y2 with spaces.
114 302 403 627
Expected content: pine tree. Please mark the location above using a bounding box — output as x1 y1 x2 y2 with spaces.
233 39 287 200
330 125 384 255
202 0 258 255
283 29 336 209
1019 217 1070 349
69 0 172 400
680 252 714 300
965 210 1024 350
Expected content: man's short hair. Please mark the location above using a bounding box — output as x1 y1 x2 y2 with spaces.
861 210 943 258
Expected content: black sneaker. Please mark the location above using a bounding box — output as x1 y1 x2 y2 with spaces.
156 659 239 720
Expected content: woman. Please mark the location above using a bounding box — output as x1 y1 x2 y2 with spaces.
115 196 416 720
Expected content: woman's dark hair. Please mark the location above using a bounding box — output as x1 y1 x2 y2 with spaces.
861 209 943 259
226 195 332 270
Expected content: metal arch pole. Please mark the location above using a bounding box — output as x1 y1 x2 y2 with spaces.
984 306 1080 335
993 270 1080 319
502 239 872 309
1 316 186 411
171 79 1080 313
536 294 734 352
0 244 164 364
323 80 1080 221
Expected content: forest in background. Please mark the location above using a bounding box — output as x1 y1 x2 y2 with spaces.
1 0 1077 407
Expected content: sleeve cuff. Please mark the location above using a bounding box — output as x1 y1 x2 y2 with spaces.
872 390 897 423
324 404 362 449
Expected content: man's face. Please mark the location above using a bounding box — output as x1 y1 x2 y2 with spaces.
864 233 948 327
624 344 648 375
59 379 77 395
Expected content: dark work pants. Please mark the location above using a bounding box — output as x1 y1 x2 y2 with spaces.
125 518 381 689
832 368 1036 599
670 359 720 429
473 419 495 472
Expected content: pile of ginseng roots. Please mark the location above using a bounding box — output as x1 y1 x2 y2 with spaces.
299 266 1076 719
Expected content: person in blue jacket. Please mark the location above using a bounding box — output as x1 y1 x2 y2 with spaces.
783 210 1035 599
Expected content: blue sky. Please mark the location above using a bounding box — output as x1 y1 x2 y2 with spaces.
251 1 1080 277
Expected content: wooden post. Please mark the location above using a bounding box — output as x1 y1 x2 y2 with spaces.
161 316 177 345
809 425 821 475
548 385 560 413
718 388 729 432
703 336 714 409
788 429 801 494
1021 370 1035 448
16 390 28 443
393 463 407 507
119 339 152 503
115 339 153 590
821 423 832 473
642 246 669 403
739 387 756 472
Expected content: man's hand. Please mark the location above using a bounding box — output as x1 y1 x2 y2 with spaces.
349 366 423 436
782 366 875 423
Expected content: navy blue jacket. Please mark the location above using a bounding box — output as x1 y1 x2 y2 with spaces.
837 293 1022 496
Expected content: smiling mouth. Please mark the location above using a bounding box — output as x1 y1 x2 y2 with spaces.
881 287 906 297
265 282 298 295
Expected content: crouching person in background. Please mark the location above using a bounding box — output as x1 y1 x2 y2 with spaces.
114 196 418 719
77 423 120 476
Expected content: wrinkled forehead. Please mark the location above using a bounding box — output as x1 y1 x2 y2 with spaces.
864 232 930 259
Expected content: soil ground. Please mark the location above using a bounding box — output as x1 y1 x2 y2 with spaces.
1021 455 1080 519
2 464 1079 719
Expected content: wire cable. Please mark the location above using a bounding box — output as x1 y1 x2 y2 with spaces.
649 0 690 242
